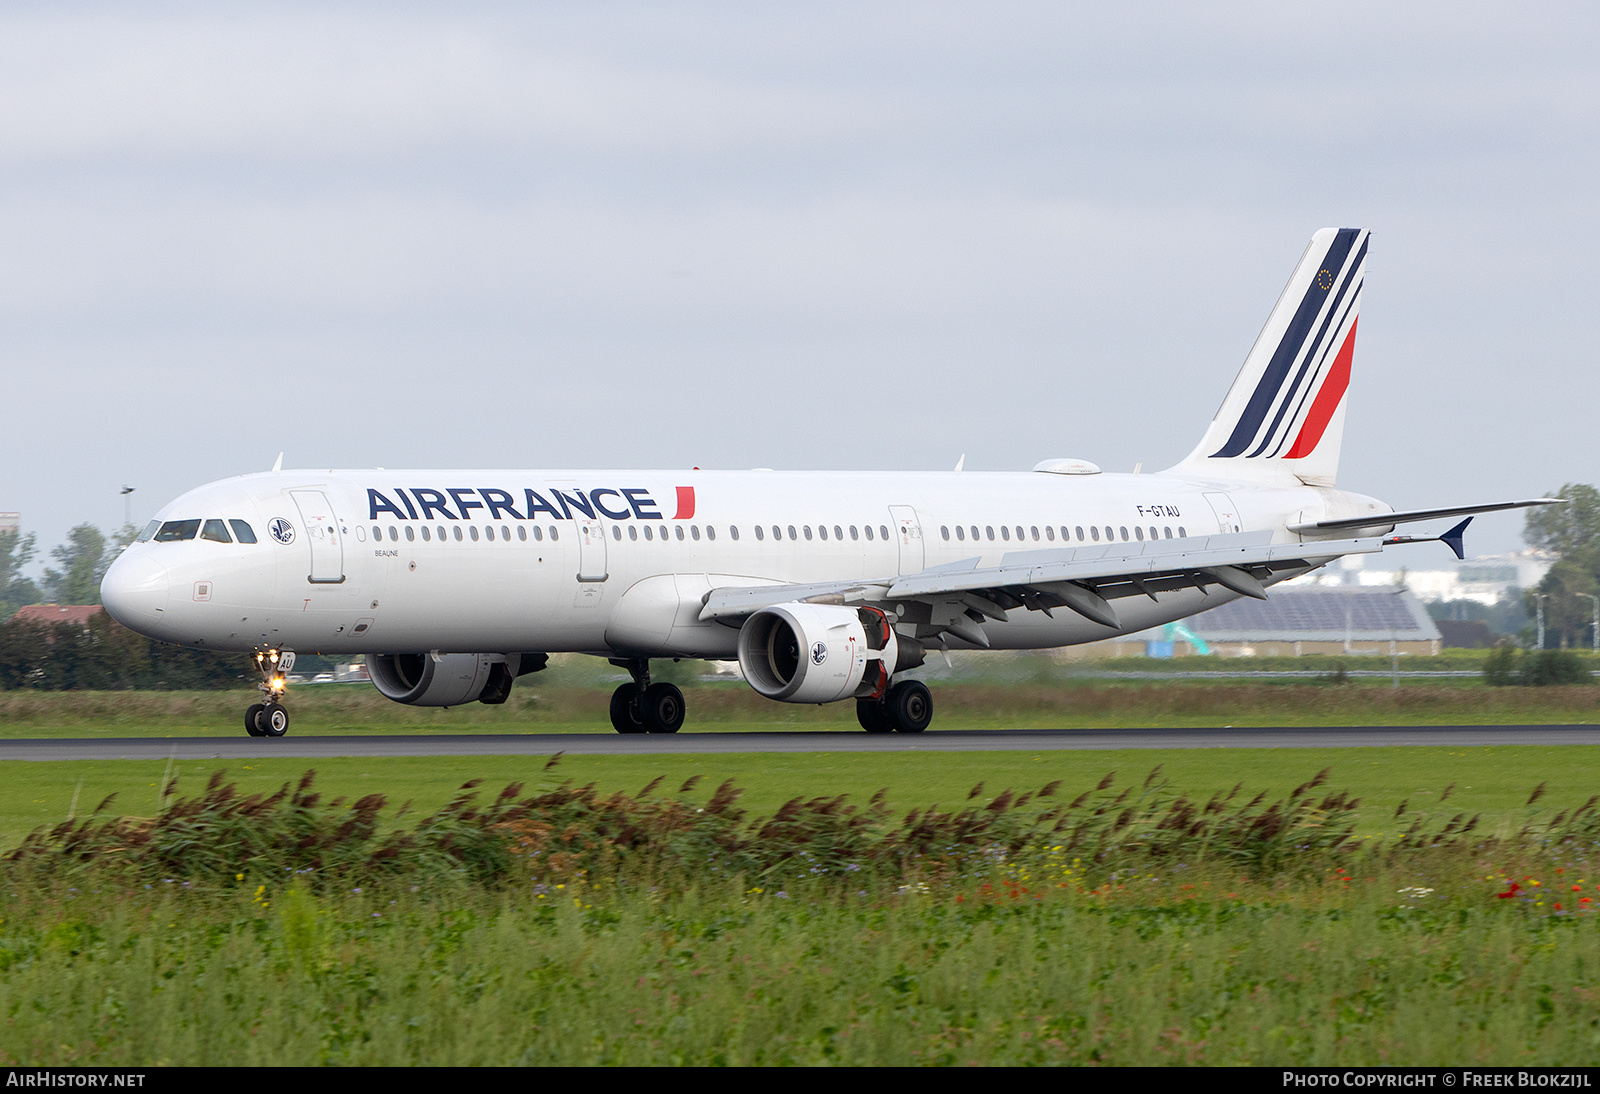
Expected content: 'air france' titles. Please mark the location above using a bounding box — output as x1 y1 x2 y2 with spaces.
367 487 692 523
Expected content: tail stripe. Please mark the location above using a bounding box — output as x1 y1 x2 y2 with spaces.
1211 228 1362 457
1283 317 1357 459
1262 272 1363 458
1247 237 1367 457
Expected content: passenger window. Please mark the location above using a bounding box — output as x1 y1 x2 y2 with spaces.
612 526 621 541
136 519 161 542
1075 526 1084 541
754 525 763 541
818 525 828 541
675 525 685 541
880 525 889 541
549 527 558 542
628 526 638 541
454 526 463 542
1177 526 1186 538
486 526 496 541
533 526 544 542
985 526 994 541
730 526 739 541
834 526 843 540
787 525 797 540
644 525 653 541
469 526 479 542
774 525 783 541
864 525 873 541
1031 526 1039 541
405 526 415 542
372 525 382 540
1119 526 1128 541
1045 526 1054 541
517 526 526 542
706 526 716 541
502 525 510 540
1090 526 1100 542
1149 527 1158 541
850 526 859 540
422 526 432 542
228 519 257 544
955 525 965 541
1163 526 1172 539
201 519 232 543
1134 526 1144 541
155 520 201 542
1105 526 1114 541
1001 526 1010 541
389 526 399 542
970 526 978 541
1015 527 1023 541
940 526 949 540
691 526 701 541
803 526 812 541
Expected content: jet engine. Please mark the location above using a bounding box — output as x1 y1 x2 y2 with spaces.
736 603 901 704
367 652 546 706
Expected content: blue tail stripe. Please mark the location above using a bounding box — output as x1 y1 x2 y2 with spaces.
1248 237 1368 458
1211 228 1361 458
1263 274 1363 459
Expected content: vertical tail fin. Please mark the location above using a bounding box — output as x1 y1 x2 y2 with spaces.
1169 227 1369 487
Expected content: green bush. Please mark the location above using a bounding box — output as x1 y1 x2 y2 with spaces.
1520 649 1591 686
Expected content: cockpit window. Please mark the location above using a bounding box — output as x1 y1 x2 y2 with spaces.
201 519 233 543
154 520 202 542
229 519 257 544
136 519 160 543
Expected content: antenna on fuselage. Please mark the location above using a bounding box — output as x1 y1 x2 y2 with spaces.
271 452 283 472
953 455 965 472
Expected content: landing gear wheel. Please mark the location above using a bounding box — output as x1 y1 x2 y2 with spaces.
609 684 647 733
886 680 933 733
258 703 289 738
245 703 266 737
640 683 685 734
856 698 893 733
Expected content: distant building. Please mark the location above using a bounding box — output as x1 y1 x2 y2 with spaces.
1288 550 1550 606
0 513 18 536
1089 585 1443 657
11 604 105 629
1435 619 1495 649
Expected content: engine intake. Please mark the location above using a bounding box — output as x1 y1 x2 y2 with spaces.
736 603 899 704
368 652 543 706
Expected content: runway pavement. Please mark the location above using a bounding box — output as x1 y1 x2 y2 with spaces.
3 725 1600 760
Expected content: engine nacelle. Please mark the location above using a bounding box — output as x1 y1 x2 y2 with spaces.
368 652 532 706
737 603 898 704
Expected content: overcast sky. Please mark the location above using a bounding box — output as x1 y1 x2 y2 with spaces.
3 1 1596 566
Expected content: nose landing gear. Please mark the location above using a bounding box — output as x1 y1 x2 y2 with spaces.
245 649 294 737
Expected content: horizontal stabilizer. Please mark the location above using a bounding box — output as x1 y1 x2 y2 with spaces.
1288 498 1562 534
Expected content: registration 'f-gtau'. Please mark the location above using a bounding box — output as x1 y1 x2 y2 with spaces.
101 229 1557 737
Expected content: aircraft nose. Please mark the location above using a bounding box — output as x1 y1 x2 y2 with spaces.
100 551 169 632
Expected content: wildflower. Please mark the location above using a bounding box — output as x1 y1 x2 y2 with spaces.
1495 882 1520 899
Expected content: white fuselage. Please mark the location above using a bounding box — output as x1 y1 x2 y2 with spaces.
100 467 1389 660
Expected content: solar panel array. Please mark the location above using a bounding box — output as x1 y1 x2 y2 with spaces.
1188 588 1432 638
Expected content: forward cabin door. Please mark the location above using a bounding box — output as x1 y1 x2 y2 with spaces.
289 490 345 584
888 505 924 575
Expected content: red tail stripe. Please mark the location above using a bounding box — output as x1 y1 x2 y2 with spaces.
1283 319 1357 460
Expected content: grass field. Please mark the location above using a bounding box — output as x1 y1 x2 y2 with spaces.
1 679 1597 737
4 745 1598 855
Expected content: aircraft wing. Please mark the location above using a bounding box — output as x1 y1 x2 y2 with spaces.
699 530 1385 634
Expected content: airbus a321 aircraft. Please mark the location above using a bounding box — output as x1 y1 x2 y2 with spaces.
101 228 1555 737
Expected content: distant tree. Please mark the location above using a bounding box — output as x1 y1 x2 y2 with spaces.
0 529 41 621
1524 485 1600 649
41 524 119 605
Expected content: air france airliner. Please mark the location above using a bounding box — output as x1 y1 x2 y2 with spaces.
100 229 1554 737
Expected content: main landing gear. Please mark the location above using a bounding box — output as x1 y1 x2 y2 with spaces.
608 658 685 735
856 679 933 734
244 649 294 738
